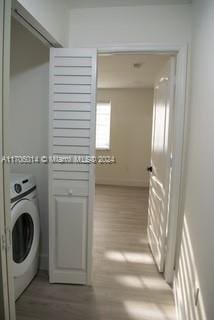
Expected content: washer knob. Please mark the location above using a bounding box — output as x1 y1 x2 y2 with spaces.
14 183 22 194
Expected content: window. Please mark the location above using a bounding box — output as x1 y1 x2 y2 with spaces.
96 102 111 149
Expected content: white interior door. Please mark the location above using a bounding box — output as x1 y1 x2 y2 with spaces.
147 57 176 272
49 48 97 284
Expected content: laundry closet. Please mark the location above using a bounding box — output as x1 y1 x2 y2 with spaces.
9 8 97 302
9 17 49 299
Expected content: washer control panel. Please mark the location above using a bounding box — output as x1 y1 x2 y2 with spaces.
10 174 35 199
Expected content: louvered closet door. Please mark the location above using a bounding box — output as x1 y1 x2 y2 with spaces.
49 49 97 284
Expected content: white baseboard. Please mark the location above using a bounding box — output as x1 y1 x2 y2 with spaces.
39 254 48 271
96 178 149 187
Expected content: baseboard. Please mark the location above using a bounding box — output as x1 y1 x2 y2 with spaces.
96 178 149 187
39 254 48 271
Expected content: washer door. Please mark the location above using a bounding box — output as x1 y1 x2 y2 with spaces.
11 199 40 278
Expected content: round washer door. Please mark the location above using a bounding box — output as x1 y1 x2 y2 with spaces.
11 199 40 278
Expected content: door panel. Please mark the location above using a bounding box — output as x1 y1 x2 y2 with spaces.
148 57 175 272
55 197 87 271
49 48 97 284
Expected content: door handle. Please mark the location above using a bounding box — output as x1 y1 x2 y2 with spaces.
147 166 153 173
67 189 73 196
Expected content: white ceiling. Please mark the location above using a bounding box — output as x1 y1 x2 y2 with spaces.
68 0 191 9
98 54 171 89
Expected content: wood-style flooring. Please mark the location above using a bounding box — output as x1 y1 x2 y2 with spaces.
16 185 176 320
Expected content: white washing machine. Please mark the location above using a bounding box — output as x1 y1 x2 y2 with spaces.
10 174 40 300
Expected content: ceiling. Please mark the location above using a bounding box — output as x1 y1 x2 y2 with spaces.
98 54 171 89
68 0 191 9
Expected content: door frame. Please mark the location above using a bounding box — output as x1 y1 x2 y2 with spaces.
11 0 62 48
95 43 188 283
0 0 16 319
0 0 9 317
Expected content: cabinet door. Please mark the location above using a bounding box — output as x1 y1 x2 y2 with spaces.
49 49 97 284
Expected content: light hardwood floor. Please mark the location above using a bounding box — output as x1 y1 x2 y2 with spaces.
16 185 176 320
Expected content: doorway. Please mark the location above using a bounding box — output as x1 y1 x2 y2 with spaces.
92 52 177 319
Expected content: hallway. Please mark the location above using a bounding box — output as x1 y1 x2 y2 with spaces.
16 186 176 320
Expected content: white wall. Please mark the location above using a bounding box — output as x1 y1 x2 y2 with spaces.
177 0 214 318
68 4 192 47
10 19 49 269
96 88 153 187
17 0 70 46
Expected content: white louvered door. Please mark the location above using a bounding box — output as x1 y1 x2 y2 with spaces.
49 49 97 284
